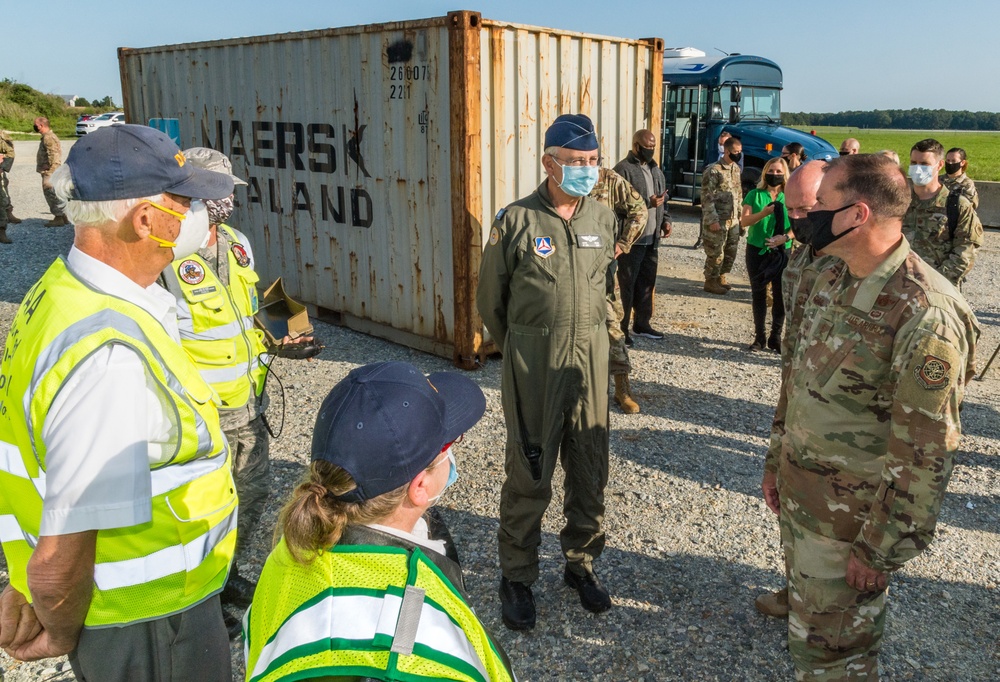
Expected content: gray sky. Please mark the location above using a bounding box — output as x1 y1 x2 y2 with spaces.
6 0 999 113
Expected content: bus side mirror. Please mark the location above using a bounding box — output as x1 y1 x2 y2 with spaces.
729 105 741 124
730 84 742 102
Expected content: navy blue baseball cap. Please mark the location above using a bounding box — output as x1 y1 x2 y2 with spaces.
66 124 234 201
312 362 486 503
544 114 599 151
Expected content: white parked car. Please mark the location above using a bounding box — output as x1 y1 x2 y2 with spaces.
76 112 125 136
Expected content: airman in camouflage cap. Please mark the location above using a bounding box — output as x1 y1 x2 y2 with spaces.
770 154 979 680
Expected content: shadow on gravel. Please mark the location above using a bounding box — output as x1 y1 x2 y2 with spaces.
628 328 784 367
0 223 74 304
436 507 999 682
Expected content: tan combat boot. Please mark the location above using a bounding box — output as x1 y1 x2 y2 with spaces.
613 374 640 414
719 274 733 291
0 227 10 244
44 215 70 227
6 210 21 224
754 587 789 618
704 277 728 295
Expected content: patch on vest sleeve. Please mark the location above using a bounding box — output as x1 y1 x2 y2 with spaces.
489 225 500 246
231 243 251 268
898 333 962 417
178 259 205 285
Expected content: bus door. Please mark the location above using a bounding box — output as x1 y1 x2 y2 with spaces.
661 85 709 204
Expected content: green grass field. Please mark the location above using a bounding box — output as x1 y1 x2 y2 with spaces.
791 126 1000 181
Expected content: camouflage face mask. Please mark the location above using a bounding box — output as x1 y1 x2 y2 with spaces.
205 195 235 225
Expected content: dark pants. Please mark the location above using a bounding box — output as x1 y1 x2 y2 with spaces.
745 246 788 343
617 241 658 332
69 595 231 682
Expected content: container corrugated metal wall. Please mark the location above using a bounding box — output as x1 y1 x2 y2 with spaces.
119 11 663 368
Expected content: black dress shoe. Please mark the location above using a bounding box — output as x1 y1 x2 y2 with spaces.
221 574 257 609
563 566 612 613
624 332 634 348
499 577 536 630
767 335 781 354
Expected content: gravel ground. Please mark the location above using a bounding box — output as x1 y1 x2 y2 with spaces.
0 139 997 681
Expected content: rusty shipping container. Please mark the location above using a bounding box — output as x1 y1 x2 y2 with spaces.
119 11 663 368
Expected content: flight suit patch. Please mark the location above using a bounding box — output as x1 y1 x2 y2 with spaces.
232 243 250 268
576 234 603 248
495 208 506 221
178 259 205 285
489 226 500 246
914 355 951 389
533 236 555 258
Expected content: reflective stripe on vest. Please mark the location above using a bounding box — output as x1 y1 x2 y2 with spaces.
245 539 515 682
249 590 490 682
0 258 235 628
25 309 214 461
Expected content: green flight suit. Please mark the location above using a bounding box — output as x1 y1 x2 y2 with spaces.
477 180 616 584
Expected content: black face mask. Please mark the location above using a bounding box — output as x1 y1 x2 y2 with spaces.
637 147 655 163
805 203 860 252
729 151 742 163
788 216 814 245
33 125 40 133
765 174 784 187
945 161 963 175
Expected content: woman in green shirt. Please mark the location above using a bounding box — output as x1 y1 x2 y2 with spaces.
740 157 792 352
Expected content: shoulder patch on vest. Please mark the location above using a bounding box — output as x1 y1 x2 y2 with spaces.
914 354 951 389
489 225 500 246
178 259 205 285
231 243 250 268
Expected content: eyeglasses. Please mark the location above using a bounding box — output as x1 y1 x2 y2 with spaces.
550 153 601 167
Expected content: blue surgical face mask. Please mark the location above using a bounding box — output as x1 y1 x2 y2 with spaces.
557 164 600 197
427 449 458 505
908 164 936 187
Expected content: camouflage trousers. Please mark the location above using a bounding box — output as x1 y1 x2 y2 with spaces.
223 410 272 560
40 172 65 218
606 271 631 376
0 171 10 225
701 223 741 279
780 510 886 681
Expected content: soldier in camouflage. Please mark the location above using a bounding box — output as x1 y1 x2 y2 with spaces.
0 129 14 243
941 147 979 209
589 166 646 413
903 139 983 287
768 154 978 681
700 136 743 295
34 117 69 227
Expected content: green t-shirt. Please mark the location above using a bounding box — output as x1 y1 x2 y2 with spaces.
743 188 792 250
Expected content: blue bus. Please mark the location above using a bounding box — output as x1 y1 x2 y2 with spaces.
660 48 837 203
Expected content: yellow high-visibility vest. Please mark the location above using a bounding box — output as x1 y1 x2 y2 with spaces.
0 257 237 627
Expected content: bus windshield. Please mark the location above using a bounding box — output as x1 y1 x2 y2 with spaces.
718 86 781 122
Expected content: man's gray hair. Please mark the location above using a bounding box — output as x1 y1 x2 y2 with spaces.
50 165 161 227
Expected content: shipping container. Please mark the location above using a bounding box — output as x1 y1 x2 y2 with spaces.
119 11 664 368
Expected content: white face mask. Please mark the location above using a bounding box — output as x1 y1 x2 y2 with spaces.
147 199 211 260
908 164 937 187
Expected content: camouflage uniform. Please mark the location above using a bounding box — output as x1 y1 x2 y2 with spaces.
941 172 979 210
768 237 979 681
902 184 982 287
36 130 65 218
0 131 14 226
589 167 645 375
700 160 742 279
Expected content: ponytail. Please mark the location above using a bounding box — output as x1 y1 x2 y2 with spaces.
277 460 409 563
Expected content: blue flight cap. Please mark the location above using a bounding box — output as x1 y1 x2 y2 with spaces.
544 114 599 151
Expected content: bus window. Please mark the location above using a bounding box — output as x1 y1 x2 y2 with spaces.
718 86 781 122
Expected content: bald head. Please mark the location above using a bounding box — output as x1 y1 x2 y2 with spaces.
633 129 655 147
785 160 827 219
839 138 860 155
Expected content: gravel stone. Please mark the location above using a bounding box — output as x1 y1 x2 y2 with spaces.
0 140 997 680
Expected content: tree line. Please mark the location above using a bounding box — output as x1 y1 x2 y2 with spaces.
783 109 1000 131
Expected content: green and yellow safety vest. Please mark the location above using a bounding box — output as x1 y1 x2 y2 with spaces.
245 537 516 682
162 224 268 410
0 257 237 627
